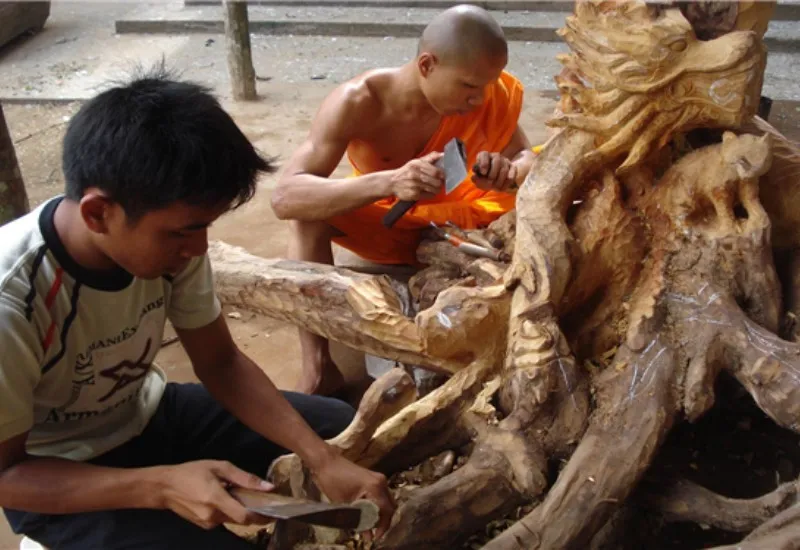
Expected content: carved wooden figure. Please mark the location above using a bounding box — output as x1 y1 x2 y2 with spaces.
209 1 800 547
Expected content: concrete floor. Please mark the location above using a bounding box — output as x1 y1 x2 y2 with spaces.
1 2 798 101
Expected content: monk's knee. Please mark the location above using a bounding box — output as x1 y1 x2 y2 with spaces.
289 219 337 240
288 220 338 263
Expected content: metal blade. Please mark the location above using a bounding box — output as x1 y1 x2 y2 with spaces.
230 488 376 530
245 502 363 529
436 137 469 194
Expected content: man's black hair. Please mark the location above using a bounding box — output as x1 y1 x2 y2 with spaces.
62 65 274 219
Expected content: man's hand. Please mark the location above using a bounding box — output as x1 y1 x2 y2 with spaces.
310 451 396 538
388 151 444 201
472 151 518 192
154 460 274 530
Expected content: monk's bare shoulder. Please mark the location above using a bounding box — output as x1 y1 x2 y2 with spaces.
314 69 399 140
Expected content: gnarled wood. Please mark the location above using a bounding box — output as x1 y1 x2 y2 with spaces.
209 241 509 375
710 505 800 550
205 1 800 548
0 103 29 225
268 368 417 492
644 476 800 533
223 0 256 100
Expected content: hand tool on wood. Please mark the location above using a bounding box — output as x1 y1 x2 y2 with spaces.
382 137 468 228
429 222 509 262
229 487 380 531
472 153 520 192
444 220 499 251
471 144 544 192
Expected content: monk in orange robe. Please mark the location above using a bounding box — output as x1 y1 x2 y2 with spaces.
272 4 538 395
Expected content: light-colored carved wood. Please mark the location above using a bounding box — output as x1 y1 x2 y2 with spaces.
549 1 766 172
204 1 800 547
209 241 509 375
268 368 417 490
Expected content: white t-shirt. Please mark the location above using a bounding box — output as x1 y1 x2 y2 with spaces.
0 197 221 461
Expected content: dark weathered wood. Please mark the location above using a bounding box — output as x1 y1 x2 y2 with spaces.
643 476 800 533
0 2 50 49
0 103 29 226
223 0 257 100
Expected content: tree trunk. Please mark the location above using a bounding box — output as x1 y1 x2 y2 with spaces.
223 0 257 101
0 103 29 226
207 1 800 548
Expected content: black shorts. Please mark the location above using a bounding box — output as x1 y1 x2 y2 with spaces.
4 382 354 550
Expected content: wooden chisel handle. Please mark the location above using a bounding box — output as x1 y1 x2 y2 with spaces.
457 242 506 261
382 199 415 228
445 234 507 261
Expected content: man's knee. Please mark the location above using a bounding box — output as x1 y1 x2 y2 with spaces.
281 391 355 438
9 508 256 550
320 396 357 436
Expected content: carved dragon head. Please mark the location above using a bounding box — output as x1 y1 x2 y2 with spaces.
550 1 766 172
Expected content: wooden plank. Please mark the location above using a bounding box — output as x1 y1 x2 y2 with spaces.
0 2 50 50
223 0 257 100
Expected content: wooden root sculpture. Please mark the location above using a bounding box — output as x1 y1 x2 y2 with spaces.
208 1 800 548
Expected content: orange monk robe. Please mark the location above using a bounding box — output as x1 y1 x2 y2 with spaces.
328 71 524 265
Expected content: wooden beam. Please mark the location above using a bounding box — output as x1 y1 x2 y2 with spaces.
0 103 29 226
223 0 257 100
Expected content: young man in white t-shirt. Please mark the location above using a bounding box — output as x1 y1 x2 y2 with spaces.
0 69 394 549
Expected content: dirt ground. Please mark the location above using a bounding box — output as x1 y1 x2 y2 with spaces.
0 83 557 549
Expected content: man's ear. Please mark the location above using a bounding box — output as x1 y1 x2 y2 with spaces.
78 191 114 234
417 52 438 77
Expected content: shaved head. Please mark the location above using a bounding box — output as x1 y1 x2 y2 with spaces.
418 5 508 66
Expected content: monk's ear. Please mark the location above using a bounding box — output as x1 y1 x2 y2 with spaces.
418 52 438 77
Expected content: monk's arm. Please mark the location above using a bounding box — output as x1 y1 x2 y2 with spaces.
271 139 393 220
502 125 538 187
271 87 394 221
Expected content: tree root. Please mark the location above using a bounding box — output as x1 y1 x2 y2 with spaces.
378 444 545 550
201 5 798 547
669 284 800 433
483 335 679 549
268 368 417 490
710 504 800 550
643 476 800 532
209 241 511 375
269 354 500 492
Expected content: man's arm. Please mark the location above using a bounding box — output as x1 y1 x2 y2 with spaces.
177 314 395 534
271 82 443 221
0 306 159 515
0 307 154 515
0 432 159 513
0 299 270 528
0 432 270 528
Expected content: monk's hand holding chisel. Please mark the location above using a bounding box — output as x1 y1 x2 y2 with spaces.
388 151 445 201
472 151 519 192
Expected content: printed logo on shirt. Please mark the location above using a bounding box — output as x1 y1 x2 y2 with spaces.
58 354 96 412
97 337 153 402
43 299 164 423
74 297 165 365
